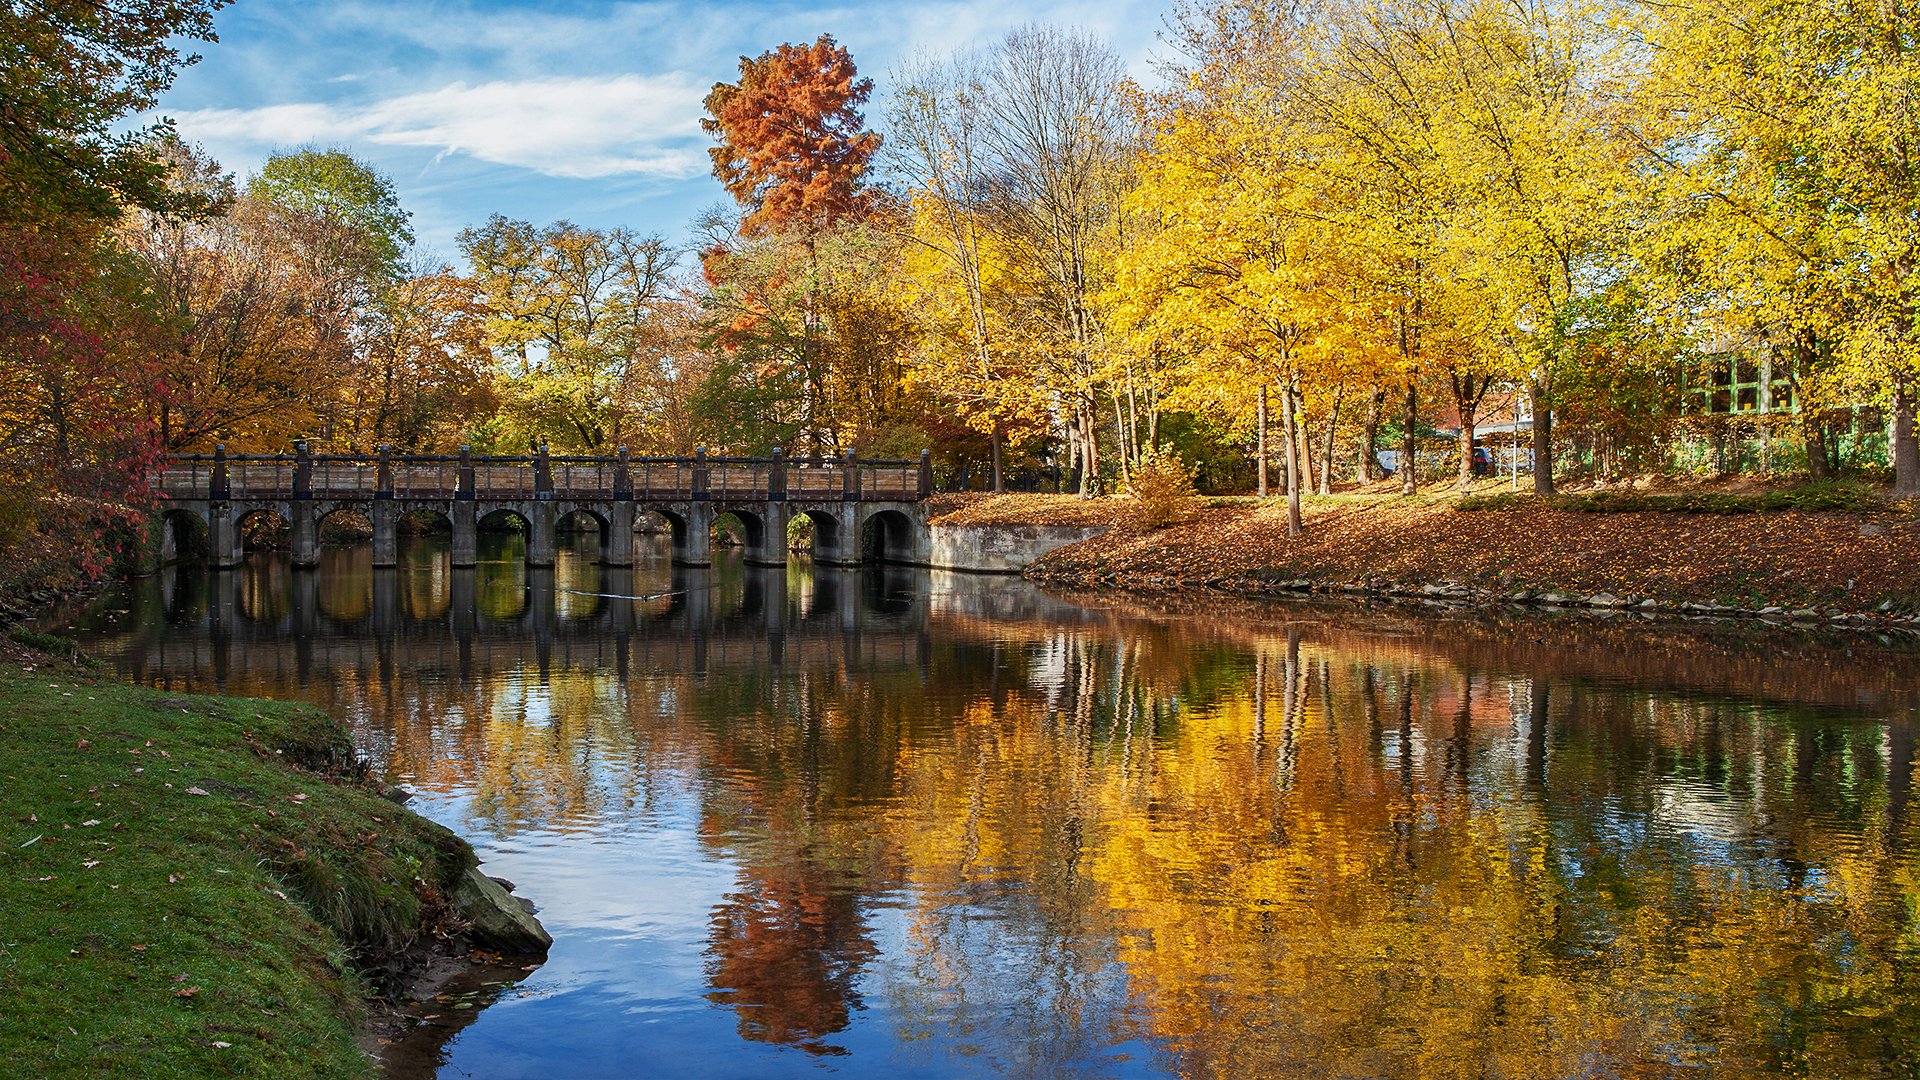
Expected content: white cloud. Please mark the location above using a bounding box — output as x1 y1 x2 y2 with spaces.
170 74 709 180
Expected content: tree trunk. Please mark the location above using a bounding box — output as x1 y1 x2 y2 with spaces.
1452 372 1489 489
1457 420 1476 489
1529 369 1554 496
1894 376 1919 498
991 424 1005 493
1126 369 1142 461
1281 378 1303 535
1318 386 1343 495
1257 385 1269 498
1401 382 1419 496
1357 387 1383 483
1804 411 1836 480
1078 397 1100 498
1112 388 1131 489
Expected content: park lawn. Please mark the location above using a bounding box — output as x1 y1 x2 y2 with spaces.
0 638 475 1078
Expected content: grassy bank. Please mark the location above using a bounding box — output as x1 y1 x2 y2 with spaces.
0 636 479 1078
955 488 1920 618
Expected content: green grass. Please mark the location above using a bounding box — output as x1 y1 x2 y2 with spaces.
0 658 475 1078
1456 479 1899 515
7 628 91 664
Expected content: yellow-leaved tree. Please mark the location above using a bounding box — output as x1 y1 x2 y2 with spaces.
1635 0 1920 495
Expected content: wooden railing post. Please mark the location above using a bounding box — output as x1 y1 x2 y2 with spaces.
918 449 933 500
457 445 475 499
376 444 393 499
535 442 553 500
292 441 311 500
614 446 632 499
692 447 710 501
768 446 786 501
211 443 230 501
842 449 859 501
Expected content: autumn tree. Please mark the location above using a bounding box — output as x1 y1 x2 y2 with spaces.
699 36 909 455
1115 1 1403 528
460 215 686 452
703 34 882 237
0 0 227 592
350 267 499 450
887 28 1135 496
249 147 416 280
889 52 1055 490
0 0 228 223
1633 0 1920 496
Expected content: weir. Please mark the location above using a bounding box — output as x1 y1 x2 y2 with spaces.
154 444 936 571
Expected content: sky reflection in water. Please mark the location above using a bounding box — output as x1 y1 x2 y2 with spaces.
63 534 1920 1078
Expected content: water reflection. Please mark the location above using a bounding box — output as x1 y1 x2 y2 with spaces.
63 540 1920 1078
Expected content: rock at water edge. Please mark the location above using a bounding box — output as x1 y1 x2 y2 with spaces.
452 866 552 955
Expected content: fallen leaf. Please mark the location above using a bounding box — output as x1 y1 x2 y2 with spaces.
210 1041 231 1048
173 986 199 998
184 787 209 797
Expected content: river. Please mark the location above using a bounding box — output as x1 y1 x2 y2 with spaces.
57 534 1920 1077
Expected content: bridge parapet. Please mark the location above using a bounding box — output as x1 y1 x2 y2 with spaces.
160 448 930 503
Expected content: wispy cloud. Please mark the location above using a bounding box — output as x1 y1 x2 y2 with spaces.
171 74 708 180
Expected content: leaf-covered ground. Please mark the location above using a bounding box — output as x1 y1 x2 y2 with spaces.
0 640 477 1078
925 492 1137 529
1018 492 1920 614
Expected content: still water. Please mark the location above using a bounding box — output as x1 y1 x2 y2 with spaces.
59 534 1920 1078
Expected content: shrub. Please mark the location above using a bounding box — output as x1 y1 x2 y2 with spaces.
1129 450 1199 529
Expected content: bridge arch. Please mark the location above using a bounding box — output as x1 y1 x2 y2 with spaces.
793 508 841 554
556 506 611 562
315 505 373 545
233 505 289 553
642 505 691 553
712 508 768 553
861 508 918 565
474 507 532 565
400 507 453 536
159 507 209 565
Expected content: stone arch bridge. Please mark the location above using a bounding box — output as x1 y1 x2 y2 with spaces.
157 444 935 570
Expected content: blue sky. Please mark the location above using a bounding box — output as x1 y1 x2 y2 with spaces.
148 0 1175 263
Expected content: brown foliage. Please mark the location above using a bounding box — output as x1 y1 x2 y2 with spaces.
1030 496 1920 612
702 35 881 236
1128 450 1199 529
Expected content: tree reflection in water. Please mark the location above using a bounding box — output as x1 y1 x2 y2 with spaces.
64 541 1920 1077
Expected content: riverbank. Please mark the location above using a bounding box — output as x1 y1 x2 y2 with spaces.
0 636 547 1078
974 487 1920 624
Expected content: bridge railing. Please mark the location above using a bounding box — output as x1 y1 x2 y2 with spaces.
472 457 537 498
394 457 461 499
860 461 920 500
160 459 214 499
158 446 935 502
627 459 697 500
551 458 619 499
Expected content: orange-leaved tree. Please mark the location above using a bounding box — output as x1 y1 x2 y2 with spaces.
702 34 882 237
699 36 900 455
